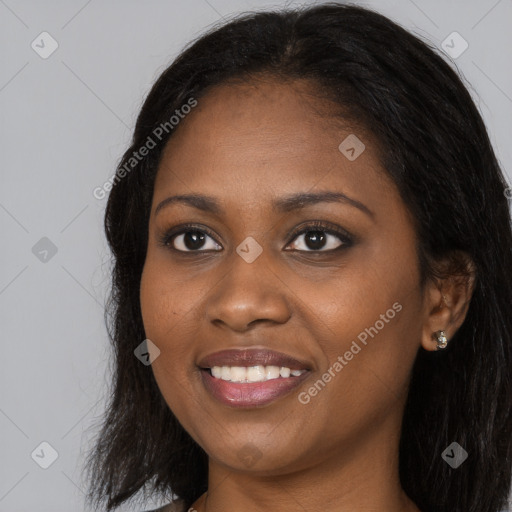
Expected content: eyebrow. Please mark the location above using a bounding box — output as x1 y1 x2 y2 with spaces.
154 191 374 219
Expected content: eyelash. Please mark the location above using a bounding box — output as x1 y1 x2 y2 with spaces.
157 220 354 254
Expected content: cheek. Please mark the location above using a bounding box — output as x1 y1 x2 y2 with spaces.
299 242 424 395
290 276 422 446
140 253 201 340
139 258 197 386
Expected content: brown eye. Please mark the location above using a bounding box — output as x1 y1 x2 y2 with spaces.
288 230 344 251
286 221 353 252
159 225 222 252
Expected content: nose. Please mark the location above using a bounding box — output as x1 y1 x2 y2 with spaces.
205 250 292 332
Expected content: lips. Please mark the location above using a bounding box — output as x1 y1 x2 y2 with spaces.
197 348 313 408
198 348 312 371
200 370 310 408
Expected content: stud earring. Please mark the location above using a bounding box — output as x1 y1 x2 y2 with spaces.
433 330 448 350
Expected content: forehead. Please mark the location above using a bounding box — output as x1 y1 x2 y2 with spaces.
153 78 394 215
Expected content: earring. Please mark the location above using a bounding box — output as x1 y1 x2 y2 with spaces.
433 330 448 350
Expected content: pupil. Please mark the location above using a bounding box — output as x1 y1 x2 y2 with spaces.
185 231 206 250
306 231 325 250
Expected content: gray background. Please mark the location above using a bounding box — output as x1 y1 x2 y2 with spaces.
1 0 511 510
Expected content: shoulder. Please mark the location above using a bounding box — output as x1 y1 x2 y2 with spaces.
144 499 187 512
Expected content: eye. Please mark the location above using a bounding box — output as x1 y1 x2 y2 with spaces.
158 224 222 252
286 221 352 252
158 221 353 254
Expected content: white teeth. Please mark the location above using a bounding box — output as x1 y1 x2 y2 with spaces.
265 365 281 379
221 366 231 381
209 365 306 382
247 366 266 382
230 366 247 381
279 367 291 378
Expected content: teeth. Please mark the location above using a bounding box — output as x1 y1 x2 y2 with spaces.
247 366 266 382
230 366 247 381
279 367 290 378
209 365 306 383
265 365 280 379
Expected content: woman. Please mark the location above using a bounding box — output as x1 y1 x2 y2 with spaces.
84 3 512 512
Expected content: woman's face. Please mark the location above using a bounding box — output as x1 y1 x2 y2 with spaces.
140 78 432 474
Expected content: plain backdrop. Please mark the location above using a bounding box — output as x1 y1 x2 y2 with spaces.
1 0 511 510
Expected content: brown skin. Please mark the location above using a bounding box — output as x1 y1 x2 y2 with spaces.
139 78 474 512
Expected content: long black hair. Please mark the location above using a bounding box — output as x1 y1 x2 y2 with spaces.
83 3 512 512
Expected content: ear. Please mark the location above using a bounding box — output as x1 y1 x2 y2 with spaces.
421 252 476 351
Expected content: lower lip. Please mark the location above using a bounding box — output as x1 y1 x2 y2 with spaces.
200 369 310 408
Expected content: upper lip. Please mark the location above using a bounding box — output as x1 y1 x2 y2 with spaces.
198 348 312 371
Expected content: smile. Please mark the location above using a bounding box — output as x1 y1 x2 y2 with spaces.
209 365 306 382
198 347 312 408
200 366 311 408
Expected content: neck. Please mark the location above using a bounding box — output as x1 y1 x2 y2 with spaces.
190 410 421 512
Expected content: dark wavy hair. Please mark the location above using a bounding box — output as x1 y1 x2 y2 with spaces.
83 3 512 512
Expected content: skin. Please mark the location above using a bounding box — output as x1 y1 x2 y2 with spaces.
139 77 474 512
